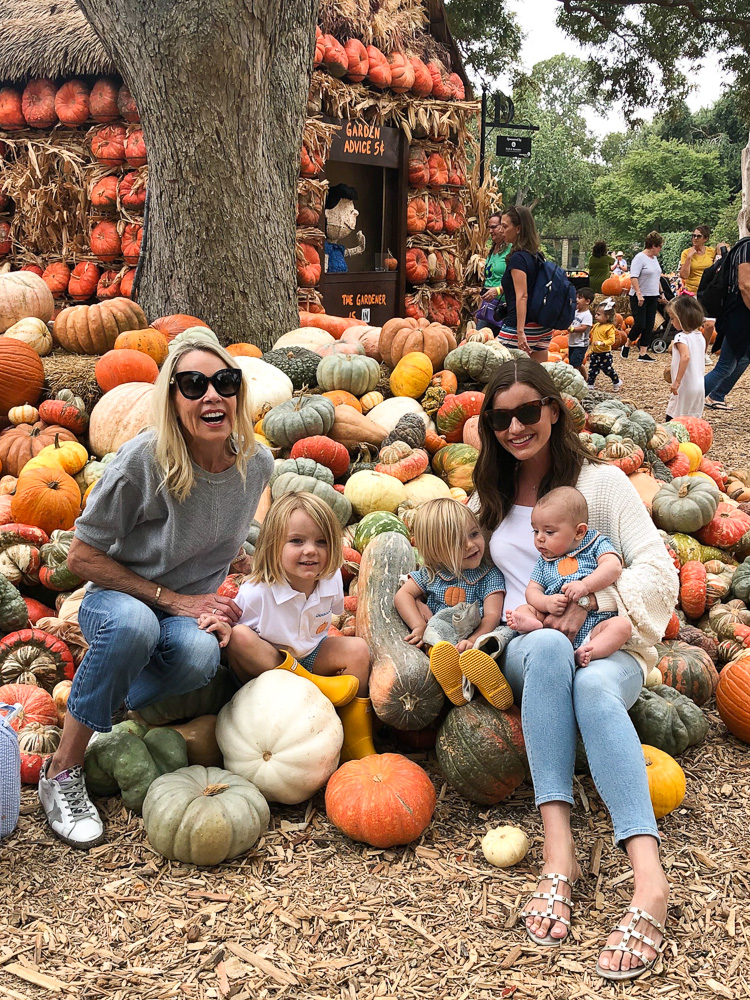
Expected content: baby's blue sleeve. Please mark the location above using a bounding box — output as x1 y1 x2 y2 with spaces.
530 556 548 588
593 534 622 563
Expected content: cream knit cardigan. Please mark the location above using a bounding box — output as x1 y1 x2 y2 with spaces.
471 461 679 677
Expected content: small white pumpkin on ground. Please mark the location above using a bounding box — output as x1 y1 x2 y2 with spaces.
2 317 53 356
481 825 529 868
215 671 343 804
234 356 294 423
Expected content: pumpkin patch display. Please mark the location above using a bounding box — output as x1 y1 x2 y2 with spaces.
0 627 75 691
716 655 750 743
0 339 45 415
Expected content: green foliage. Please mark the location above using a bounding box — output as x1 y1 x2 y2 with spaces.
593 137 730 248
713 193 742 245
444 0 522 81
659 231 693 274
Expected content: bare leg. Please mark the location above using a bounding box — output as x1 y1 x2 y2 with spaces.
598 834 669 973
506 604 545 634
575 617 633 668
523 801 581 941
49 714 95 774
226 624 285 683
530 349 548 364
311 636 371 695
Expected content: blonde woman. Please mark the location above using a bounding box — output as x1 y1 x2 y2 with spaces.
199 492 373 762
38 337 273 850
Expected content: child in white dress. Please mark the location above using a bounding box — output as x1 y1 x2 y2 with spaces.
665 296 707 420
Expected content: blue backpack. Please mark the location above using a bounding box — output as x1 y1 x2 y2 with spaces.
528 253 577 330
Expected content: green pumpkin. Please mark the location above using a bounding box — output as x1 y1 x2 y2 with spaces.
628 684 708 757
578 431 606 455
84 721 189 813
269 457 334 487
668 531 702 565
353 512 409 553
271 472 352 525
654 640 719 706
707 601 750 640
348 443 380 477
137 666 237 725
436 702 528 805
610 409 657 450
644 449 674 482
0 574 29 634
262 396 335 449
542 361 587 400
262 347 321 390
74 452 116 492
39 530 82 591
143 765 270 865
669 420 691 443
431 443 479 491
444 342 509 384
587 399 631 435
651 476 720 534
244 520 261 557
731 557 750 603
316 354 380 396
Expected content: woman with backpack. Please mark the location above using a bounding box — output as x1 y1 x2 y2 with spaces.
496 206 553 362
704 239 750 410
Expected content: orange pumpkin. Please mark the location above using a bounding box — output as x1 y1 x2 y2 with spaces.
11 466 81 533
408 148 430 187
114 328 169 365
387 52 415 94
404 294 426 321
344 39 369 82
322 390 362 412
601 276 622 296
405 248 429 284
716 656 750 744
410 57 433 96
407 195 427 234
428 153 448 187
117 84 140 123
226 343 262 358
0 87 25 130
95 349 159 392
297 243 321 287
125 128 147 168
0 422 77 477
68 262 101 302
89 77 119 122
89 175 119 212
91 124 126 166
97 270 122 300
120 269 135 299
426 196 444 234
121 223 143 265
54 79 90 127
321 34 348 77
0 340 44 416
379 317 457 370
431 370 458 394
42 262 71 297
119 171 146 211
0 222 11 257
366 46 391 89
427 62 453 100
22 79 57 128
152 314 207 341
90 220 121 263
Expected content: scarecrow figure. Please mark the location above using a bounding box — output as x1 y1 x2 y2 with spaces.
324 183 366 273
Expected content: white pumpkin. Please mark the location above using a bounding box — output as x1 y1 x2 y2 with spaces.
88 381 154 457
481 825 529 868
234 356 294 422
366 396 435 434
2 317 53 356
645 666 662 688
0 271 54 332
272 327 335 351
167 325 218 352
402 473 451 505
215 671 343 804
344 470 406 516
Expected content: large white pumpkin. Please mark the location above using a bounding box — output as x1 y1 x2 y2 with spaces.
365 396 435 434
0 271 54 333
402 473 451 505
234 356 294 422
216 671 343 804
88 381 154 456
1 317 53 356
272 327 335 351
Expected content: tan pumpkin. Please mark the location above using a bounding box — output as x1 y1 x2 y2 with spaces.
329 405 388 452
114 328 169 366
0 339 45 415
379 317 457 370
88 381 155 457
7 404 40 426
0 271 54 333
2 317 53 356
53 298 148 354
390 352 433 398
360 391 384 414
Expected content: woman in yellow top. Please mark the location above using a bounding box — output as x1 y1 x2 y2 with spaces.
680 226 714 294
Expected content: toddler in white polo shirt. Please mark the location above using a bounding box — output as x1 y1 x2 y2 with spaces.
198 492 373 761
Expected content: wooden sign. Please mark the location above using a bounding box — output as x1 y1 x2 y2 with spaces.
327 118 401 168
322 272 398 326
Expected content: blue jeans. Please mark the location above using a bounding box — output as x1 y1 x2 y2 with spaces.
69 590 221 732
705 339 750 404
501 630 658 848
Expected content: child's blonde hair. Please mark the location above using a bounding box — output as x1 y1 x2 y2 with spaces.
251 492 343 586
412 498 483 582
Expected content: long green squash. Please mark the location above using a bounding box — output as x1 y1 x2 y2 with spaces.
355 531 444 730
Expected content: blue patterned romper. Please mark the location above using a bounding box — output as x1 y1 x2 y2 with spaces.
409 564 506 616
530 529 621 649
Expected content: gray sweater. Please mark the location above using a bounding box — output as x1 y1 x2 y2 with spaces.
74 431 273 595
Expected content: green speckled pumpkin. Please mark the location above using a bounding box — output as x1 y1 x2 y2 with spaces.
541 362 587 400
269 457 334 487
731 557 750 603
262 347 321 390
271 472 352 525
444 342 509 384
652 477 720 534
316 354 380 396
610 409 657 450
655 640 719 706
578 431 606 455
0 575 29 634
262 396 335 449
628 684 708 756
353 511 410 553
587 400 631 435
431 443 478 491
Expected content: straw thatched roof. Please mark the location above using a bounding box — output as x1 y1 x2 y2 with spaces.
0 0 114 83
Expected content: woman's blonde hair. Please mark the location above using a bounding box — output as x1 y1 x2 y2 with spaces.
251 492 343 586
413 498 483 582
149 337 256 502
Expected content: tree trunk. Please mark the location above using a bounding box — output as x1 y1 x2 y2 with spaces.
75 0 317 350
740 131 750 239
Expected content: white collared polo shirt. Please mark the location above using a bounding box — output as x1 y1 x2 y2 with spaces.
234 573 345 658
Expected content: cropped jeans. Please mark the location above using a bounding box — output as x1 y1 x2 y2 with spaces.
68 590 221 733
501 629 658 848
704 338 750 404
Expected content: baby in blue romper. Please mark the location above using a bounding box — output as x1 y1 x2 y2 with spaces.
506 486 632 667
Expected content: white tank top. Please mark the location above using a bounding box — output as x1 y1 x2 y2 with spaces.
489 505 537 614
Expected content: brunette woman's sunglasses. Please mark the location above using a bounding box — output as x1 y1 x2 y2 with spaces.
483 397 551 431
170 368 242 399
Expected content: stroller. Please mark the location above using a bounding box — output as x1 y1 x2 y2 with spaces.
650 276 677 354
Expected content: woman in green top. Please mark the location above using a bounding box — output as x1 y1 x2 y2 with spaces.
477 212 511 330
588 241 615 294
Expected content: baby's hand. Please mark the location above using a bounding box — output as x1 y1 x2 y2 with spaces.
403 625 426 646
198 613 232 648
561 580 589 602
547 593 570 615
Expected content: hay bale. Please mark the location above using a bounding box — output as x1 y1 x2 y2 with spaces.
42 352 102 411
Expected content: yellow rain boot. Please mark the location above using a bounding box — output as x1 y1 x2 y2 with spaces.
429 641 468 706
459 648 514 710
276 652 358 708
338 697 376 762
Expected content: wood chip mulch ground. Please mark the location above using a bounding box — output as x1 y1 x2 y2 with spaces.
1 353 748 1000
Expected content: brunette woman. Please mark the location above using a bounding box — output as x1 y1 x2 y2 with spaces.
476 213 511 330
470 359 677 981
495 207 552 361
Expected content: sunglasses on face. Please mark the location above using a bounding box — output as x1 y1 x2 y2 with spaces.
170 368 242 400
692 234 703 239
483 397 552 431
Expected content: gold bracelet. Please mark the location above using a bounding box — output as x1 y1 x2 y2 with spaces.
154 585 162 604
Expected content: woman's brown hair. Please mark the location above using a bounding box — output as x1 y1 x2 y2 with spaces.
503 206 540 258
473 359 603 530
644 231 663 249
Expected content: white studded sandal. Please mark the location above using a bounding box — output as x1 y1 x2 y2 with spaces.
520 872 574 946
596 905 667 981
